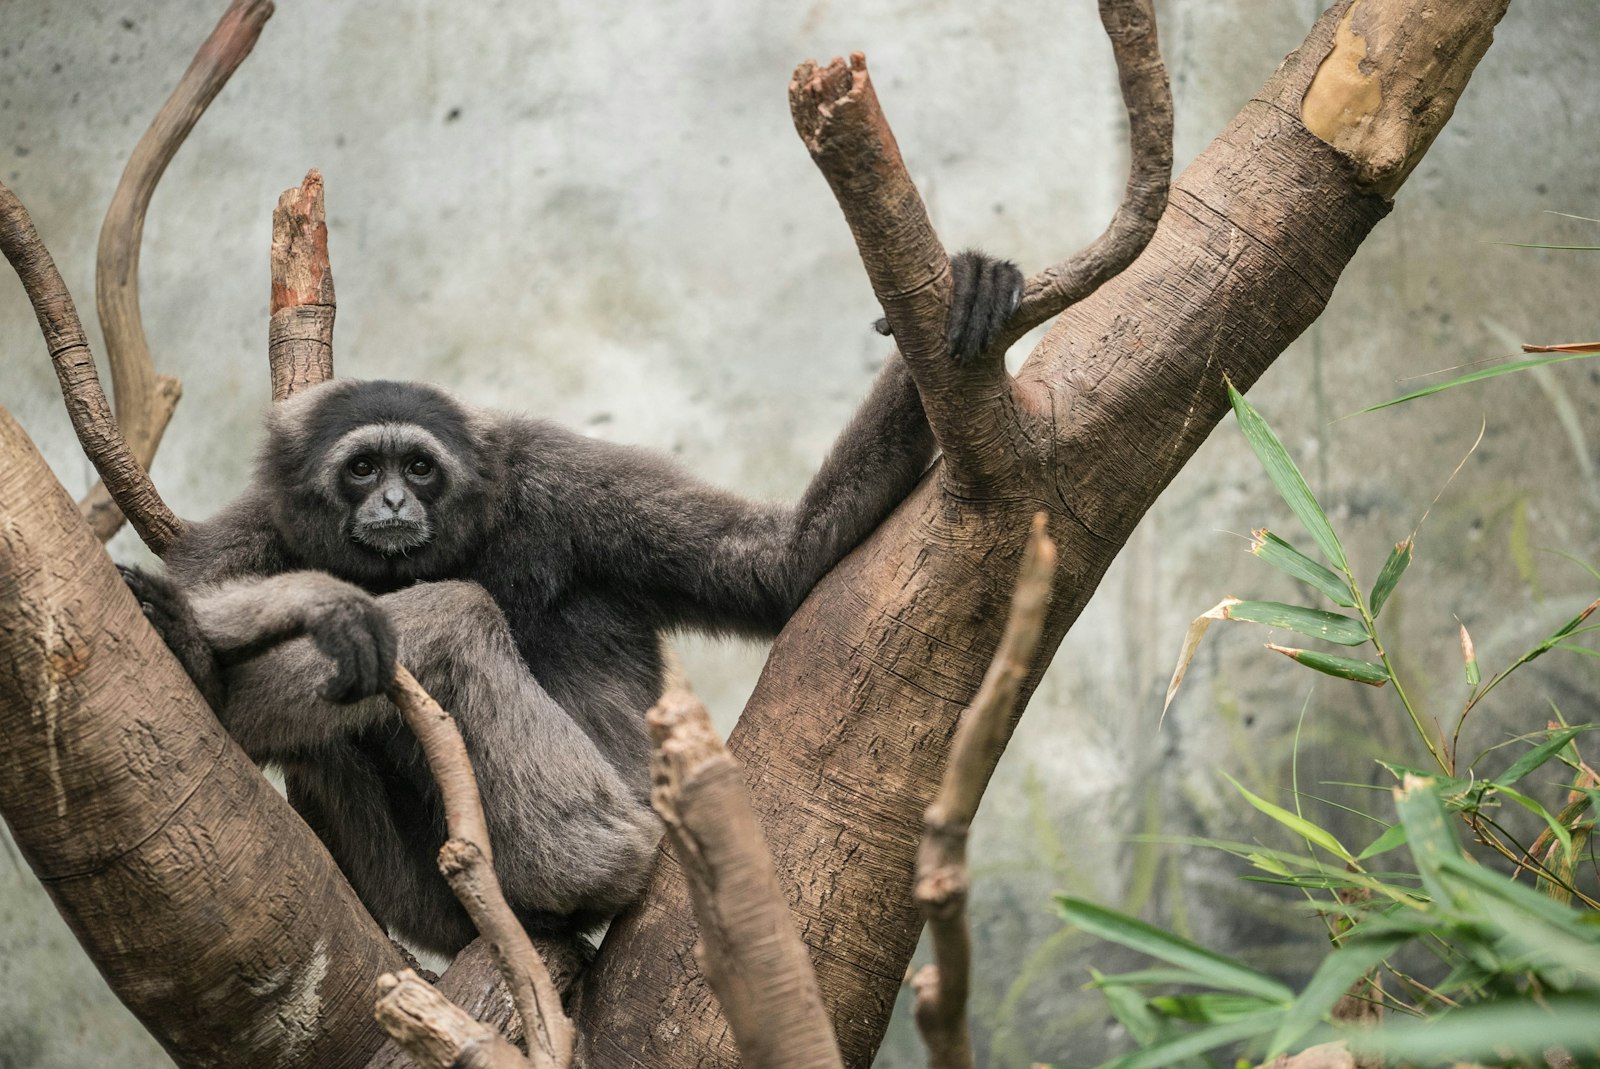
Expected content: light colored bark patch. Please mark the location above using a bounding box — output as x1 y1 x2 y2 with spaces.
1303 0 1510 197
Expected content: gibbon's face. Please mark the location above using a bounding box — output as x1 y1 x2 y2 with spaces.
266 380 490 576
325 423 449 556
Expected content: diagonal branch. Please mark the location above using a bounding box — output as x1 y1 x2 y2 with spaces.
83 0 274 543
913 514 1057 1069
385 668 574 1069
649 687 844 1069
994 0 1172 349
0 179 184 556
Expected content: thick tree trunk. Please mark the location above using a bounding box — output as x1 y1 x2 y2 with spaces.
0 407 407 1069
575 2 1506 1065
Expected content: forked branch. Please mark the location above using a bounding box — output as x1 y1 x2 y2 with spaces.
0 179 184 555
914 514 1057 1069
789 0 1170 487
83 0 275 542
649 687 844 1069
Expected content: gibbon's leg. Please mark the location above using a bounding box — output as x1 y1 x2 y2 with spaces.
220 581 660 953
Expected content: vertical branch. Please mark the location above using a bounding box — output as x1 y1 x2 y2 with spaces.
385 668 573 1069
0 179 184 556
270 170 337 400
913 514 1057 1069
649 687 844 1069
83 0 275 541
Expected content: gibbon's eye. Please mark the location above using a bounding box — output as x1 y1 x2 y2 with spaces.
348 457 377 479
406 457 434 479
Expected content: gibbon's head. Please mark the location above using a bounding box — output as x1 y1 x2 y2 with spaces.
262 380 497 583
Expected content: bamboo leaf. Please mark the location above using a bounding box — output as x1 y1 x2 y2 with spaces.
1356 350 1600 414
1222 601 1370 646
1392 776 1462 914
1356 822 1407 861
1162 597 1238 722
1057 897 1293 1002
1349 995 1600 1062
1494 727 1588 788
1102 1015 1286 1069
1228 382 1347 569
1268 933 1410 1056
1459 623 1480 687
1266 645 1390 687
1223 772 1354 862
1250 530 1356 607
1369 539 1413 617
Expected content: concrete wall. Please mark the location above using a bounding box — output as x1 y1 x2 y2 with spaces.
3 1 1597 1066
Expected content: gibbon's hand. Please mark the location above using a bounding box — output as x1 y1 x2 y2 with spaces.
305 591 398 704
119 564 226 708
872 249 1024 365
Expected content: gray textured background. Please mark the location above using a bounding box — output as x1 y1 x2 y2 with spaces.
3 1 1598 1066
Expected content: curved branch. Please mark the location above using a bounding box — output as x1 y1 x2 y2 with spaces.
648 687 844 1069
913 514 1056 1069
995 0 1172 348
374 970 531 1069
0 179 184 555
270 170 337 400
83 0 274 542
386 668 574 1069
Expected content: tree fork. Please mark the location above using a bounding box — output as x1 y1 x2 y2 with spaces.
577 2 1507 1066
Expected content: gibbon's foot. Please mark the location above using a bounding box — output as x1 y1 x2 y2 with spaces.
871 249 1024 365
119 564 225 707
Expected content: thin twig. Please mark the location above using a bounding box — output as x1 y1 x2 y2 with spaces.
649 687 844 1069
0 179 184 555
386 668 573 1069
913 514 1056 1069
993 0 1172 349
269 170 336 400
83 0 274 542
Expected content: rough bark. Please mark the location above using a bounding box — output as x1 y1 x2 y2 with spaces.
576 2 1506 1066
269 170 337 401
646 688 843 1069
0 407 406 1069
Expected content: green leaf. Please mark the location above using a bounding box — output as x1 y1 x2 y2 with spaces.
1495 785 1574 865
1057 898 1293 1003
1459 623 1481 687
1368 539 1413 617
1228 383 1347 569
1149 993 1282 1024
1355 350 1600 414
1268 933 1410 1056
1356 822 1408 861
1223 773 1354 862
1494 727 1588 787
1250 530 1356 607
1089 968 1165 1047
1103 1015 1286 1069
1392 776 1463 914
1266 645 1390 687
1222 601 1370 646
1349 995 1600 1062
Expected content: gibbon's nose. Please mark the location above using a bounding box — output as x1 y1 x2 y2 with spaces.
383 487 406 510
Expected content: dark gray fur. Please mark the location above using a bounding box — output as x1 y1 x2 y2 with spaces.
121 251 1023 955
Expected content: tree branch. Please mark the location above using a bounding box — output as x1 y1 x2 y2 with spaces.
648 687 844 1069
0 179 184 556
374 970 531 1069
82 0 274 542
384 667 574 1069
0 404 405 1069
270 170 337 400
996 0 1172 347
913 514 1056 1069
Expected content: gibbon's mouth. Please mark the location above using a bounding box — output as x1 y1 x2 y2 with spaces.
353 519 432 555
